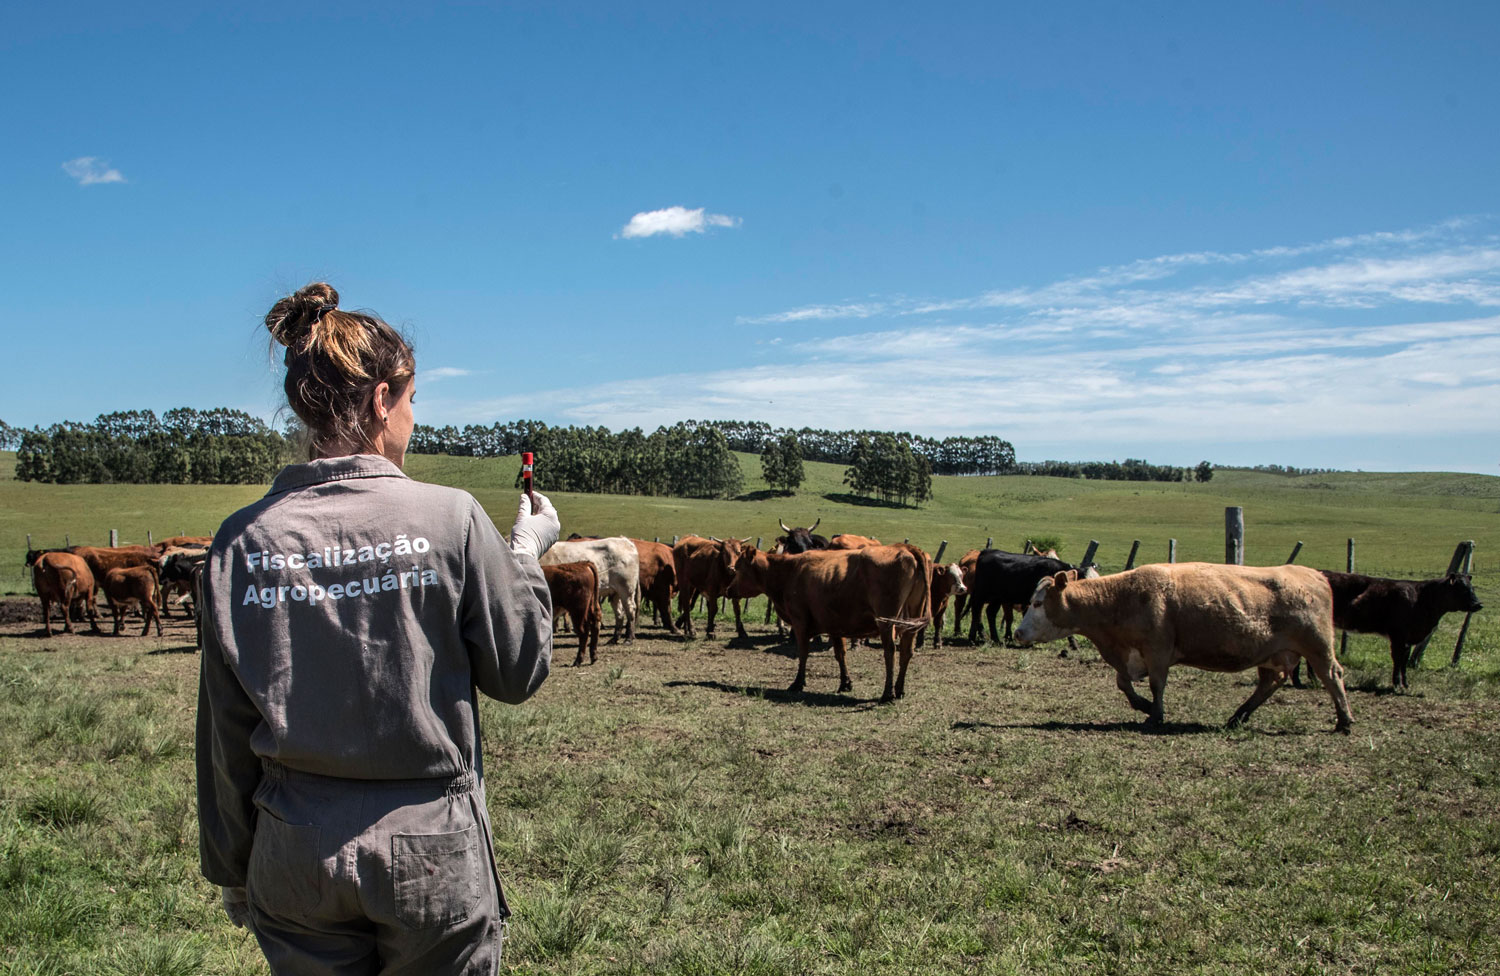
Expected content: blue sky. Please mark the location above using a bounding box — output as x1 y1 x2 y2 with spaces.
3 1 1498 472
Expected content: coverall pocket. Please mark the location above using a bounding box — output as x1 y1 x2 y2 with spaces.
247 812 322 917
392 824 481 929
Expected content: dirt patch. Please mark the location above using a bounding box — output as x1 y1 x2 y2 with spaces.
0 596 42 624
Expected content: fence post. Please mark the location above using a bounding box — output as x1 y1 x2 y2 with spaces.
1168 539 1176 563
1451 541 1478 667
985 537 992 550
934 540 948 563
671 535 678 546
754 537 761 551
1340 539 1354 656
1225 507 1243 565
66 534 70 547
653 537 659 543
110 528 118 548
1124 540 1140 571
1410 541 1475 668
148 530 153 547
1079 540 1100 569
27 534 32 551
1285 541 1303 564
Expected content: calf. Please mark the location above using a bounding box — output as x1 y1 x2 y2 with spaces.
1016 562 1352 732
672 536 745 639
31 552 100 636
102 565 163 637
920 562 968 648
543 562 602 665
1319 571 1483 690
539 537 640 643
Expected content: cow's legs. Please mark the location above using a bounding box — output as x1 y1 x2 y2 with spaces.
732 597 749 639
834 637 854 694
675 587 696 638
703 595 718 640
788 630 813 693
40 596 54 638
1390 639 1411 691
1304 653 1354 733
1002 604 1015 642
893 630 916 700
142 599 162 637
605 593 625 644
1113 667 1155 716
1227 665 1286 728
1143 660 1171 727
572 610 587 666
985 602 1001 643
623 591 637 643
874 630 897 701
953 594 968 639
965 598 982 643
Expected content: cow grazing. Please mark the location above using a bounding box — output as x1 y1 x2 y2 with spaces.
31 552 100 636
672 536 746 639
1015 562 1353 733
776 519 830 554
828 533 882 550
543 562 602 665
919 562 968 648
963 549 1099 644
1317 571 1483 690
733 543 932 701
101 565 164 637
539 537 640 643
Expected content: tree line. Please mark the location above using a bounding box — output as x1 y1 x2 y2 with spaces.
8 409 290 485
1014 458 1213 483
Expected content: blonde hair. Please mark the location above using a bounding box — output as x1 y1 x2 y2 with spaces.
265 283 415 459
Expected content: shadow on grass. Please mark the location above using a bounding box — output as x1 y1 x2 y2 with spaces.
734 489 792 502
148 644 200 655
665 679 875 709
723 634 798 657
964 718 1220 735
820 492 918 510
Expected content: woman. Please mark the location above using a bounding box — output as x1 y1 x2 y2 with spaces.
197 282 558 974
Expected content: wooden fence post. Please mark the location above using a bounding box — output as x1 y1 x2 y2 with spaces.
985 537 992 550
1124 540 1140 571
27 534 32 551
754 537 761 551
148 530 153 546
1080 540 1100 569
1225 507 1243 565
65 534 70 547
934 540 948 563
1285 541 1303 564
1168 539 1176 563
1411 541 1475 668
1451 541 1478 667
1340 539 1354 656
110 528 118 548
671 535 678 546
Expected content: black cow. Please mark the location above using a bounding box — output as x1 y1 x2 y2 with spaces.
1304 571 1483 690
776 518 830 554
963 549 1098 644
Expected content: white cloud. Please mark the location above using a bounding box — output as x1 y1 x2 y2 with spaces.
62 156 126 185
419 367 473 383
618 206 742 239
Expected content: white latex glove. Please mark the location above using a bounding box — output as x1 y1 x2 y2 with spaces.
222 886 251 929
510 490 560 560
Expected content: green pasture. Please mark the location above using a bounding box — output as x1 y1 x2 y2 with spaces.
2 451 1499 973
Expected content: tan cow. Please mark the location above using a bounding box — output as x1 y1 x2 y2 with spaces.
920 562 968 648
31 552 100 636
828 533 882 550
1015 563 1352 732
102 565 163 637
543 562 601 666
733 543 931 701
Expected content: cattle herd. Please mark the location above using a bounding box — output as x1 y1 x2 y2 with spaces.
22 518 1484 733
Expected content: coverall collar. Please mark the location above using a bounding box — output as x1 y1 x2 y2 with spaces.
267 454 411 496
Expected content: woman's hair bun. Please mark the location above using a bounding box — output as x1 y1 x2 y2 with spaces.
265 282 341 349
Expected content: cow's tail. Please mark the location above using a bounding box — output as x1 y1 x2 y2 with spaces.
875 614 932 633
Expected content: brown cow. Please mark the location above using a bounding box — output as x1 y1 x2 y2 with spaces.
102 565 163 637
672 536 745 639
733 543 931 701
633 539 678 635
31 552 100 637
726 546 785 639
543 562 602 665
152 535 213 552
828 533 882 550
1015 563 1352 732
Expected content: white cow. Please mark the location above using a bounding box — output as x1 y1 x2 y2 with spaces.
539 537 639 643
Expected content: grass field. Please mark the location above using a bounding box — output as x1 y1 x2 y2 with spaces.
2 451 1498 973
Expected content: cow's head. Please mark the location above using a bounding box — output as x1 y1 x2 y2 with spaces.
942 562 967 597
776 518 823 554
1443 573 1483 614
1014 570 1075 645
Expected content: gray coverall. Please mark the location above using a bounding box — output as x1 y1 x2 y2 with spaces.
197 454 552 975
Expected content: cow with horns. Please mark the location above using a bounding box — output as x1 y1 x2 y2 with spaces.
775 519 829 554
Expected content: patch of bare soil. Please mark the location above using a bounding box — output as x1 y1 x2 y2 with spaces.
0 596 201 652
